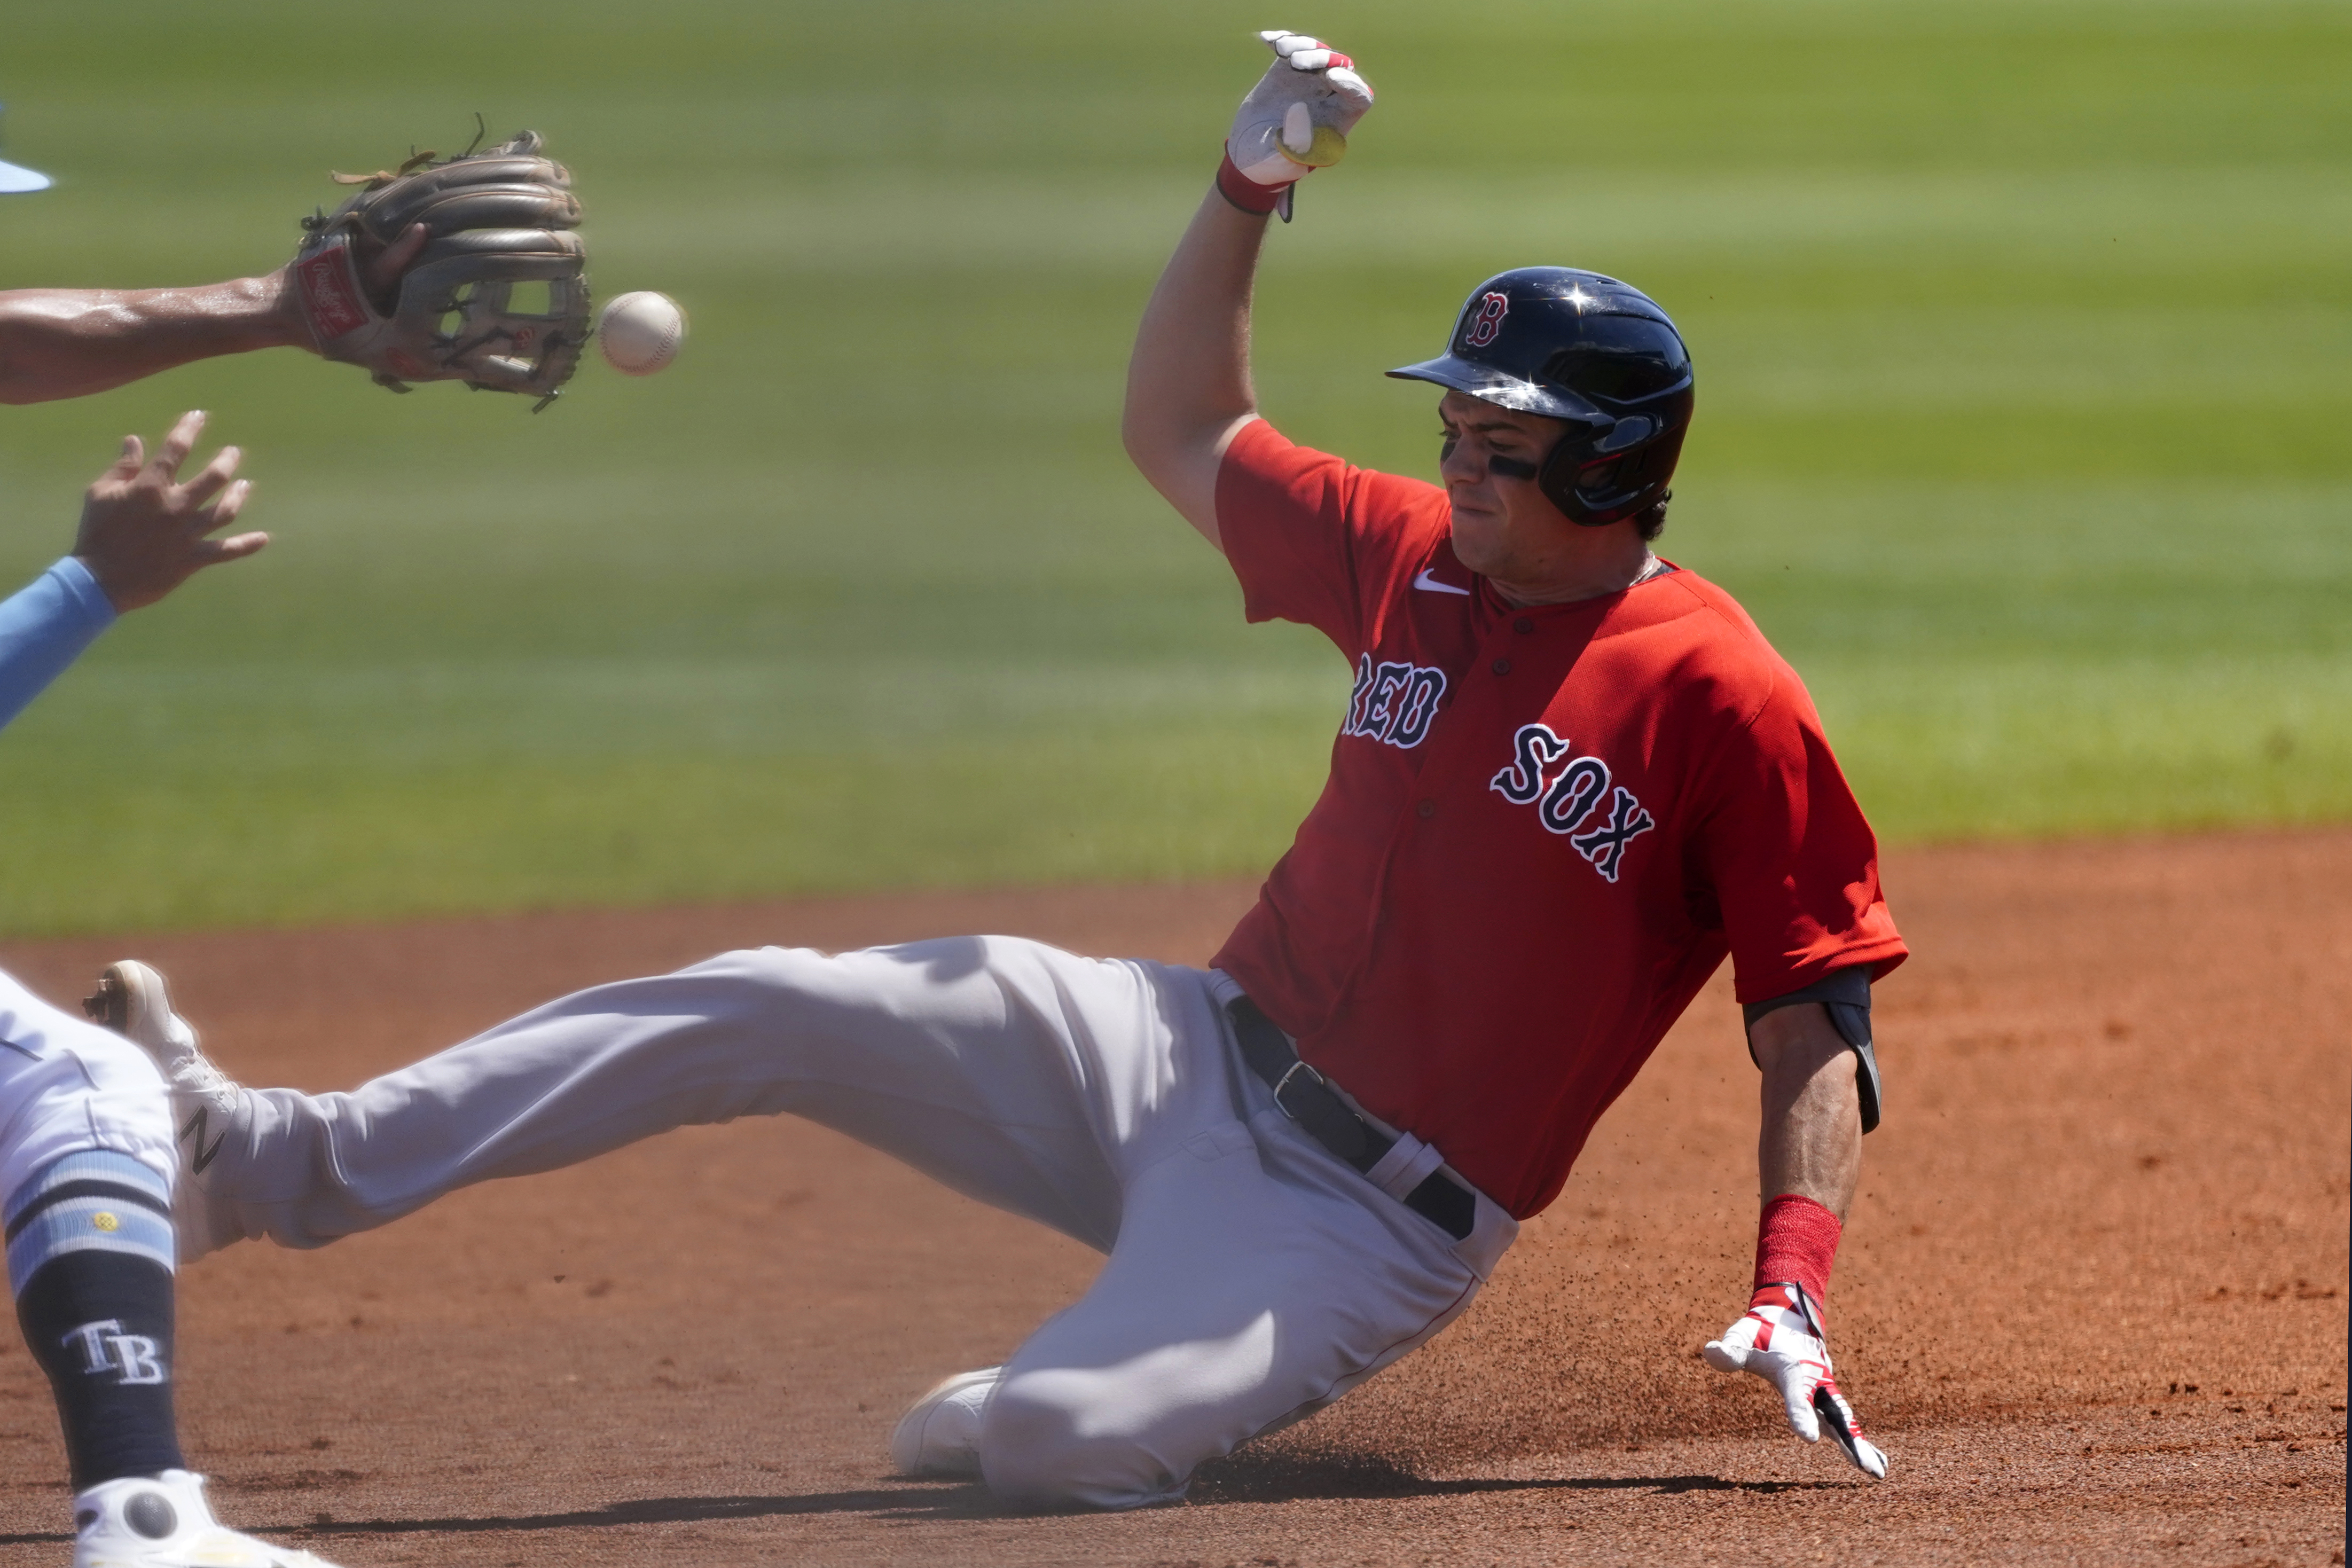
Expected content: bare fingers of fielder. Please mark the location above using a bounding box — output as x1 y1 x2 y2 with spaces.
177 469 264 574
77 421 264 610
1703 1283 1888 1479
194 478 263 553
94 433 146 490
146 408 208 483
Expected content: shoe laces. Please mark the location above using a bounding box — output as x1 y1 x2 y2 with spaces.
170 1054 244 1116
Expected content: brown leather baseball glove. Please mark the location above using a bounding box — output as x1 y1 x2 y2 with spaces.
290 129 588 407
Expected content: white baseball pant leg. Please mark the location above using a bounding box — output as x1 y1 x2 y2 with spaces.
0 968 178 1211
203 937 1515 1508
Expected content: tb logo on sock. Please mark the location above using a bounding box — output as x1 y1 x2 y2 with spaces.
62 1319 168 1385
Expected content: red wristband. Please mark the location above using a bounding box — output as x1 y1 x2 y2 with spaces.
1214 150 1289 216
1753 1193 1841 1317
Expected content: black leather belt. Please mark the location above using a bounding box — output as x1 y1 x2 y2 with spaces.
1226 997 1477 1241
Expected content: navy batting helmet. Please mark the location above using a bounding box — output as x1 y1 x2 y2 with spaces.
1388 267 1693 529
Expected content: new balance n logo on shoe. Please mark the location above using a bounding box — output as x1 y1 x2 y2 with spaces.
179 1108 227 1177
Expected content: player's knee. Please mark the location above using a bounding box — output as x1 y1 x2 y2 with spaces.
40 1027 170 1138
50 1018 162 1083
978 1386 1189 1512
665 945 857 1033
686 943 876 1006
0 1031 175 1216
687 937 1001 1034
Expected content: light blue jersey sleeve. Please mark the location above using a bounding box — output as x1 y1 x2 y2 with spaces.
0 556 116 734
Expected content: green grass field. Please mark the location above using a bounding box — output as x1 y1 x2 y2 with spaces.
0 0 2341 934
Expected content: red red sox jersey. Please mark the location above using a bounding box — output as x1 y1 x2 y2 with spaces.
1209 419 1908 1219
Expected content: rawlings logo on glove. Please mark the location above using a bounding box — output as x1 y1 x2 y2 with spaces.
1704 1282 1889 1479
1219 30 1375 221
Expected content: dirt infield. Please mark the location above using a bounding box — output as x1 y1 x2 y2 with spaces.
0 832 2343 1566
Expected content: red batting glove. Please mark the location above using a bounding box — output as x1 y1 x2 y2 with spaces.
1704 1282 1889 1479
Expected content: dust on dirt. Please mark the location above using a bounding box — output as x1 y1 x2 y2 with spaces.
0 833 2342 1565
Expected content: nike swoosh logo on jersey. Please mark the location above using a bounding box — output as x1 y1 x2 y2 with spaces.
1413 568 1470 596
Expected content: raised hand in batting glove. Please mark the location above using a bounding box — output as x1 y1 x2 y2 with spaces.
1704 1283 1888 1479
1219 30 1374 220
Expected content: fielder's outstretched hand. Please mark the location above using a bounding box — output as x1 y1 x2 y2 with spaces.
74 411 264 613
1226 30 1375 212
1704 1283 1888 1479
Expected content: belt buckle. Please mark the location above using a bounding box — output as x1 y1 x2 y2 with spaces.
1271 1057 1325 1121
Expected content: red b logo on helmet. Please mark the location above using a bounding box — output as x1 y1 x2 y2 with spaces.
1464 292 1510 348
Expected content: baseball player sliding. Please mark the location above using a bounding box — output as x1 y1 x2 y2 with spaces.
0 122 586 1565
97 34 1904 1509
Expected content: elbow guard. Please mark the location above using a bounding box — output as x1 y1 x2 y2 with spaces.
1743 966 1881 1134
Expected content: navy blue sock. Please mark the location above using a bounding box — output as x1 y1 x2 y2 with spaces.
6 1154 184 1489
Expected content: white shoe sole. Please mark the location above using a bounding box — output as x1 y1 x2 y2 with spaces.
888 1366 1001 1479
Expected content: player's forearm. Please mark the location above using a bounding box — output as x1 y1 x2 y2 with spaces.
1753 1003 1863 1220
1122 189 1269 542
0 277 307 405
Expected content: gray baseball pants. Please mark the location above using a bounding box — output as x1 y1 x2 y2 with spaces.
195 937 1516 1508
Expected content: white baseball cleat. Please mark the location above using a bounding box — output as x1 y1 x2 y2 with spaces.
84 961 249 1261
75 1470 343 1567
888 1366 1001 1479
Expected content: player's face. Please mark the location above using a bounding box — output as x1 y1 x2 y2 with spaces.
1436 392 1575 578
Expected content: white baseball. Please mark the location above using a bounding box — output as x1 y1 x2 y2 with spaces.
596 291 686 376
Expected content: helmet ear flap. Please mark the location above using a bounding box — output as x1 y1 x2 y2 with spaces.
1536 432 1618 528
1535 396 1693 528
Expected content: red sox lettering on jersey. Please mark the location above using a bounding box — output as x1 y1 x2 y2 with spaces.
1211 418 1904 1220
1343 655 1447 749
1487 723 1656 883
